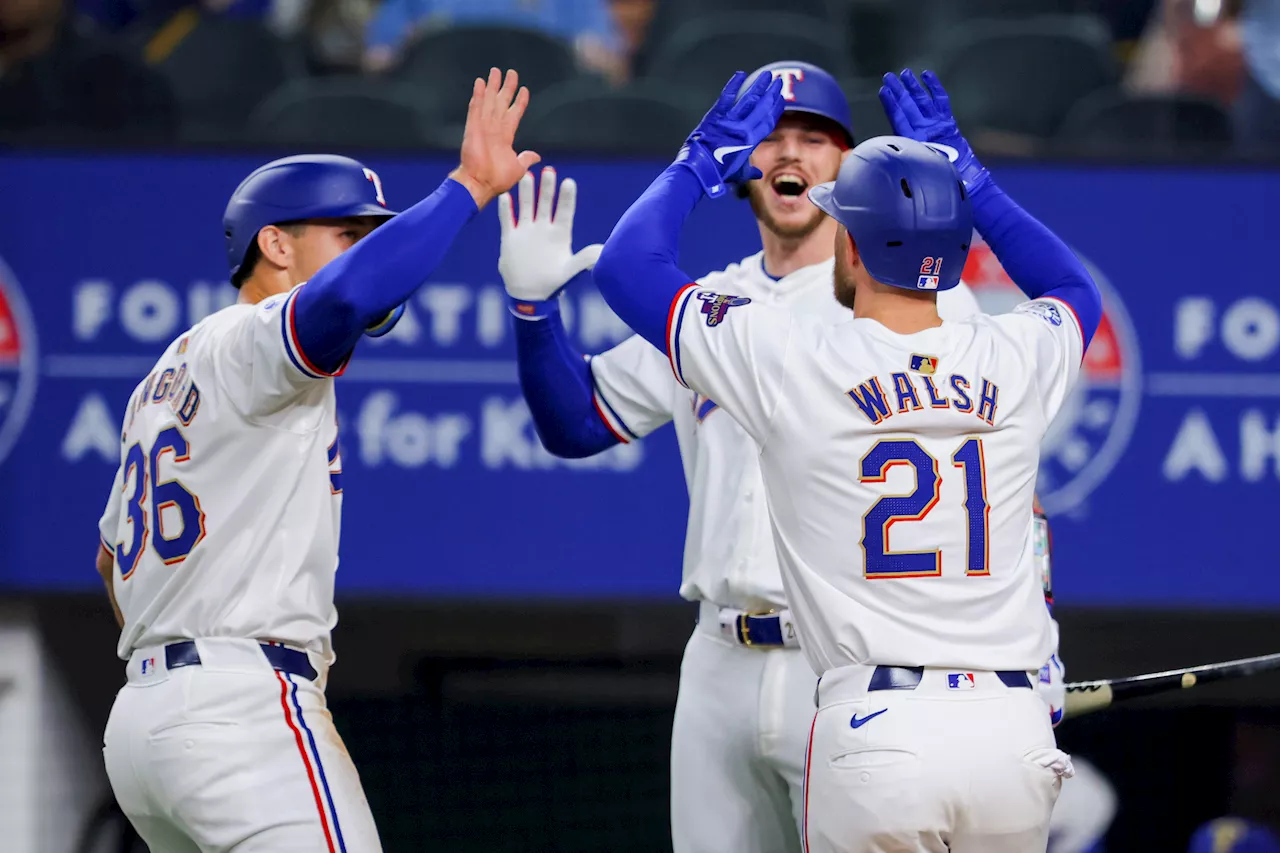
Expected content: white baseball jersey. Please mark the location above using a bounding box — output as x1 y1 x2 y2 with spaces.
589 253 981 612
658 284 1082 673
97 285 345 663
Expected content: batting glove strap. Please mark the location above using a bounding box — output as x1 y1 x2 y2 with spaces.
507 294 560 321
673 142 738 199
675 70 785 200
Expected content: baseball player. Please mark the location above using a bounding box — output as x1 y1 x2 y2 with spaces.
589 65 1101 853
94 68 539 852
501 60 974 853
500 62 1077 853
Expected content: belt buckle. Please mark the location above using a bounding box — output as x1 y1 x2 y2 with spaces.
738 609 776 648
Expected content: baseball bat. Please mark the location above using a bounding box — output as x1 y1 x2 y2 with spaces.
1062 651 1280 720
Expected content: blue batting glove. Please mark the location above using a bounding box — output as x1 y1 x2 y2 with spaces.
364 303 405 337
675 70 786 198
878 69 992 196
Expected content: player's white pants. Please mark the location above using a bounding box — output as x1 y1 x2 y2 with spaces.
804 665 1070 853
670 609 818 853
103 638 382 853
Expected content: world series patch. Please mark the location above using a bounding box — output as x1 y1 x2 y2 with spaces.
697 291 751 327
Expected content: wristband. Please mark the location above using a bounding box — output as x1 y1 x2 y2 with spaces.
508 294 560 321
674 142 730 199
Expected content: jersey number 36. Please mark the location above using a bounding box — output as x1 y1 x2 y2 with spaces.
860 437 988 579
116 426 207 579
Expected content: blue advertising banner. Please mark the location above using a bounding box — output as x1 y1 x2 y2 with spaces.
1 151 1278 607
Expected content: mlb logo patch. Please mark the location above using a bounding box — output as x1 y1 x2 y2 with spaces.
909 354 938 375
697 291 752 327
140 657 157 675
917 275 940 290
947 672 976 690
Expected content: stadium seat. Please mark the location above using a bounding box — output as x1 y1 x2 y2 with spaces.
146 13 303 141
932 16 1118 139
641 0 840 68
520 79 701 154
645 13 853 111
392 26 579 132
1059 90 1234 155
247 78 431 148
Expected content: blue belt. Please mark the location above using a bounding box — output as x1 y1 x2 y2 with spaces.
734 612 788 647
868 666 1032 691
164 641 318 681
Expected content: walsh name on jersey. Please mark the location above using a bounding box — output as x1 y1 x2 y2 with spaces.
847 370 999 427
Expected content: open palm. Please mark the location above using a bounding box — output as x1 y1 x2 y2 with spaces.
452 68 541 209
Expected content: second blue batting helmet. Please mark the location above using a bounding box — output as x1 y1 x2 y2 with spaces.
808 136 973 292
223 154 398 282
739 61 855 146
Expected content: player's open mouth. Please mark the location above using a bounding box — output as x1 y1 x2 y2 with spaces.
771 173 808 199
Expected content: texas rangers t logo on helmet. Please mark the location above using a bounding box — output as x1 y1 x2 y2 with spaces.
363 167 387 206
770 68 805 101
697 292 752 327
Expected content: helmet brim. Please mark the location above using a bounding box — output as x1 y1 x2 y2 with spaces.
807 181 839 219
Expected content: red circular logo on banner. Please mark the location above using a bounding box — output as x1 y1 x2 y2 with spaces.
0 255 39 468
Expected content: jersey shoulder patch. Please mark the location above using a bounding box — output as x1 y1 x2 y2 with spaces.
1014 300 1063 327
695 291 751 327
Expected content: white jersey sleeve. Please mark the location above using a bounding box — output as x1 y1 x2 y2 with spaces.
587 334 678 439
938 280 981 320
196 285 343 418
993 297 1085 423
97 463 124 555
665 284 793 444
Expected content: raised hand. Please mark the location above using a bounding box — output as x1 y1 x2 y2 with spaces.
451 67 542 209
498 167 602 314
879 70 990 194
676 70 786 198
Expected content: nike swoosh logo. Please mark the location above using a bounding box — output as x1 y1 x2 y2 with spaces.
713 144 753 163
925 143 960 162
850 709 888 729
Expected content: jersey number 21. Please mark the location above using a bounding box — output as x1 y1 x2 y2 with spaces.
860 437 988 579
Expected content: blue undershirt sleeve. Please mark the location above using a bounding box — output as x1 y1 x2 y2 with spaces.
513 302 621 458
970 182 1102 347
290 177 478 373
593 165 704 350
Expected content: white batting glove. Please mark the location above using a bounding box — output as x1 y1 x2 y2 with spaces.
498 166 603 320
1037 650 1066 728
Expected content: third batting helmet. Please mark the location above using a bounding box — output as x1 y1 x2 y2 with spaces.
223 154 398 283
739 61 855 147
808 136 972 292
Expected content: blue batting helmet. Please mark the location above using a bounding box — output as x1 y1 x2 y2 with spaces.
808 136 972 292
739 61 855 146
223 154 398 282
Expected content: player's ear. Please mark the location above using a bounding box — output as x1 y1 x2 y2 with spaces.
256 225 294 271
839 226 862 270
